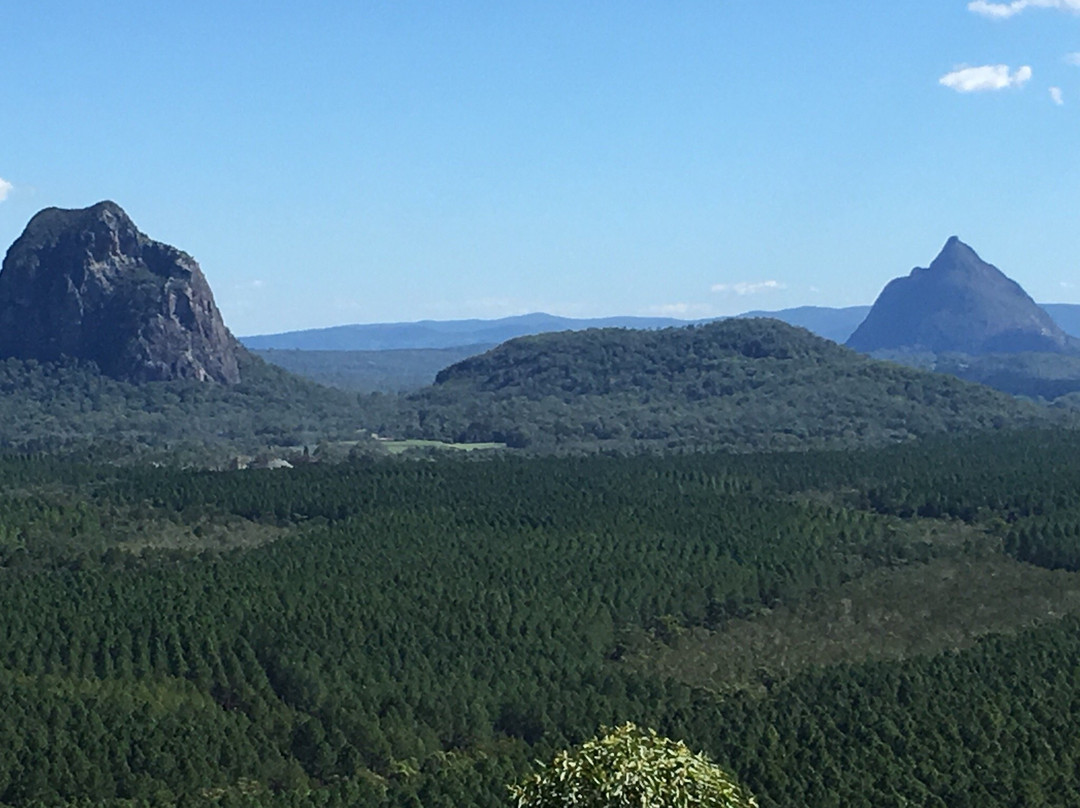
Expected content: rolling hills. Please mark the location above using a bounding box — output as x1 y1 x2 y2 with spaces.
1 203 1077 458
248 302 1080 396
3 311 1071 462
367 318 1070 452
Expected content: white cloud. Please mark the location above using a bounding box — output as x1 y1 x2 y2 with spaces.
649 302 715 317
710 280 786 296
0 178 12 202
939 64 1032 92
1051 86 1066 105
969 0 1080 18
1067 53 1080 66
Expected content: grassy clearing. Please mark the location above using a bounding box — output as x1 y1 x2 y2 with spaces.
116 513 289 554
626 553 1080 696
380 439 506 454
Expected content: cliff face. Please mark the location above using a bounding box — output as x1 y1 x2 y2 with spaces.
847 237 1076 356
0 201 243 383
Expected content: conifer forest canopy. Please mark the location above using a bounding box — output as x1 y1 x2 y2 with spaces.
2 432 1080 805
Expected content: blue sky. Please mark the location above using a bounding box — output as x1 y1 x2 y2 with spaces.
1 1 1077 335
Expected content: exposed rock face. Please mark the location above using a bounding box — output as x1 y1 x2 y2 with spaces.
847 237 1077 355
0 201 243 383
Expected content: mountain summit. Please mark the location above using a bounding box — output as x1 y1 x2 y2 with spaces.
0 201 243 383
846 237 1076 355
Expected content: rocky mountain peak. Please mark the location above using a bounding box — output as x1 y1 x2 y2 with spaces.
846 238 1076 356
0 201 244 383
933 235 978 266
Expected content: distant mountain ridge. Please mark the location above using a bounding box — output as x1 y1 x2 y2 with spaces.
847 237 1079 355
244 301 1079 354
242 313 691 351
249 302 1080 397
1043 304 1080 340
736 305 871 345
252 345 496 393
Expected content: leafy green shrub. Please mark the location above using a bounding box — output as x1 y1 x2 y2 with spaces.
510 723 757 808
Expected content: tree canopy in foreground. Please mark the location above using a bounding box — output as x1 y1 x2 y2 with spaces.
510 723 757 808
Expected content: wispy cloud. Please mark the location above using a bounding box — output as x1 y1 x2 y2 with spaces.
0 178 12 202
1051 87 1066 105
939 64 1032 92
969 0 1080 18
710 280 786 296
1067 53 1080 66
649 302 715 317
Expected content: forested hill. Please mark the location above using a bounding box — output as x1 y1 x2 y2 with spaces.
375 318 1070 451
433 317 858 391
0 353 370 462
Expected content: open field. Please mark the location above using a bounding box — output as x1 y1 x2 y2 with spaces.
379 438 507 454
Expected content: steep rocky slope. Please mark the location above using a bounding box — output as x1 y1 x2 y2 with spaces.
0 201 243 383
847 237 1077 355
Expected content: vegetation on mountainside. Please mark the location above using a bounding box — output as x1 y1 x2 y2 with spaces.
372 319 1070 451
885 350 1080 401
2 432 1080 804
928 352 1080 401
0 353 373 462
0 319 1074 462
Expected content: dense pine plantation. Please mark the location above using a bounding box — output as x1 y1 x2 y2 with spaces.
2 433 1080 805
